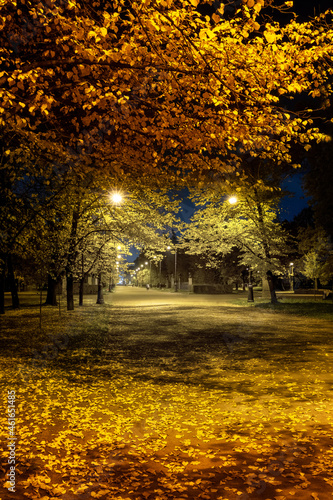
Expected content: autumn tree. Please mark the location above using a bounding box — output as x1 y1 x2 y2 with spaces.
0 133 72 313
1 0 332 185
1 0 333 312
183 171 291 301
298 226 333 290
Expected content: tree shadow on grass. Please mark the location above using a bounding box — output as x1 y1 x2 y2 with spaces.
27 304 331 398
254 300 333 319
3 303 333 397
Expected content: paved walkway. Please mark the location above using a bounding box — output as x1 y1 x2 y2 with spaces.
109 285 241 307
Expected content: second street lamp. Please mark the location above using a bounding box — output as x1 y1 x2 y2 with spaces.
289 262 294 291
167 245 178 292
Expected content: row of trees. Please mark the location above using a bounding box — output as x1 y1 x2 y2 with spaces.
0 163 180 313
135 196 333 295
1 0 333 309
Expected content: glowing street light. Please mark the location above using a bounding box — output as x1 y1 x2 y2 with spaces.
110 192 123 204
228 196 237 205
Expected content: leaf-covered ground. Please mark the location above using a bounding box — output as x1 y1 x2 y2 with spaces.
1 291 333 500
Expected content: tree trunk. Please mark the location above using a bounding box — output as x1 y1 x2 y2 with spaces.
65 207 81 311
266 271 278 304
96 272 104 304
79 277 84 306
7 254 19 309
66 273 74 311
45 274 58 306
0 262 5 315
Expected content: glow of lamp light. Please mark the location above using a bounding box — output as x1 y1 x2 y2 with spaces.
228 196 237 205
110 192 123 204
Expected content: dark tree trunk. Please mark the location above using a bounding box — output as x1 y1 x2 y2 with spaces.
65 207 81 311
7 254 19 309
79 277 84 306
66 273 74 311
96 272 104 304
266 271 278 304
0 261 5 315
45 274 58 306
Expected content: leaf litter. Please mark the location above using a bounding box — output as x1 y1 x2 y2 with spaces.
0 298 332 499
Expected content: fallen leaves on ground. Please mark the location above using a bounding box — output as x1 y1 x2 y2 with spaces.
0 297 332 499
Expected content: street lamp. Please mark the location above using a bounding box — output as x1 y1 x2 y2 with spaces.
228 196 237 205
144 261 152 285
167 245 178 292
289 262 294 292
110 192 123 205
100 195 123 303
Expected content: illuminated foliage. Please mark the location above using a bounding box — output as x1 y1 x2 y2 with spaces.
184 176 290 279
298 226 333 288
0 0 332 182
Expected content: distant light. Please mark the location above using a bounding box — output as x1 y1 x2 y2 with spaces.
110 192 123 204
117 245 121 250
290 262 294 266
167 246 171 250
145 261 148 265
116 261 119 264
228 196 237 205
141 264 143 267
117 255 121 259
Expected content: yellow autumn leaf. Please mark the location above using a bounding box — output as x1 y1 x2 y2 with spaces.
264 30 276 43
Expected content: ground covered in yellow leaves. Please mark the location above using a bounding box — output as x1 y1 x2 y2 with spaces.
1 292 333 500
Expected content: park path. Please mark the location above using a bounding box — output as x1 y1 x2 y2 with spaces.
1 288 333 499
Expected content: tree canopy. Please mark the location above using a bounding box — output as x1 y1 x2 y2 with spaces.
1 0 333 183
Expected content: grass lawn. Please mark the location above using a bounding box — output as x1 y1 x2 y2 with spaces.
1 292 333 500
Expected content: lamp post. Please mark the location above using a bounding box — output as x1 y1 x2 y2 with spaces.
289 262 294 292
228 195 253 300
167 245 178 291
145 261 152 286
98 193 123 303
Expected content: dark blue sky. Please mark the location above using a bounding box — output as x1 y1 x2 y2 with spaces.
280 172 309 221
